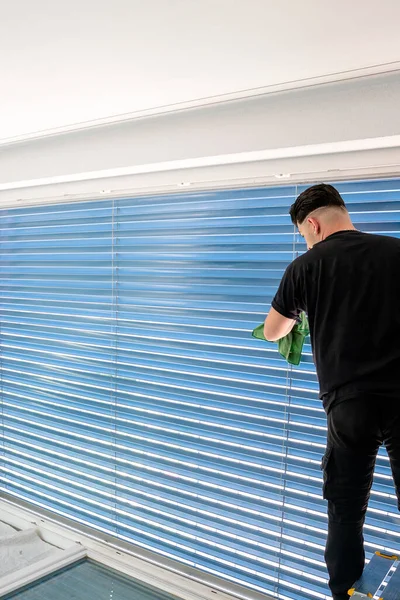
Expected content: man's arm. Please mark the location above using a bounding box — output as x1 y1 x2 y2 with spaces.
264 307 296 342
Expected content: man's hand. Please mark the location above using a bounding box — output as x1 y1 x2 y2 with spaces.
264 307 296 342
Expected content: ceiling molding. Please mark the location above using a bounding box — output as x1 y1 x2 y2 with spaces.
1 135 400 193
1 61 400 148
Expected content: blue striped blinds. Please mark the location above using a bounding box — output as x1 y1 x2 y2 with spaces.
0 178 399 600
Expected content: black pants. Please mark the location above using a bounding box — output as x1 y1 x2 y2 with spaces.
322 396 400 600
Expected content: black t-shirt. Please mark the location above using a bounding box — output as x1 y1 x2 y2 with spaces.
272 230 400 412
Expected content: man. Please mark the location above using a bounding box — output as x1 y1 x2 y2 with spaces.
264 183 400 600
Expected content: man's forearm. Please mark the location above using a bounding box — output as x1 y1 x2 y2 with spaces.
264 307 296 341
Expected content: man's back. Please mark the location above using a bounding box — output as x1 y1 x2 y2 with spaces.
274 230 400 410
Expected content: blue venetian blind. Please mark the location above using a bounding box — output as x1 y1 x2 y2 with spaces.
1 178 399 600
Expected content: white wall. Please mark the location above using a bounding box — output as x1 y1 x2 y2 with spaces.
2 0 400 141
1 71 400 207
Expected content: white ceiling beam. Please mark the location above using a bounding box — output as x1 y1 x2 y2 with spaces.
1 136 400 192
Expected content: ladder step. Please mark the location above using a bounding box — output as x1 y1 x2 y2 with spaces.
350 552 397 598
379 562 400 600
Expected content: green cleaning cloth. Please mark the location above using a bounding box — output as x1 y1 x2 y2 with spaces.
252 312 309 366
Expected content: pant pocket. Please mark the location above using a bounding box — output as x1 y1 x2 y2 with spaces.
321 446 333 500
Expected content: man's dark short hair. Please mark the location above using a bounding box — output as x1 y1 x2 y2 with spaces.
289 184 346 225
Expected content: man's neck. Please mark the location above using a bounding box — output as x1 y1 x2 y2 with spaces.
321 223 356 241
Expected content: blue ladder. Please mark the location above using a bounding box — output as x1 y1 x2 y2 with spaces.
379 563 400 600
349 552 399 599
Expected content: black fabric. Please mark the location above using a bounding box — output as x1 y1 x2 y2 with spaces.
271 230 400 412
322 395 400 599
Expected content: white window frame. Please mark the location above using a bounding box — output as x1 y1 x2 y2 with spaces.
0 496 274 600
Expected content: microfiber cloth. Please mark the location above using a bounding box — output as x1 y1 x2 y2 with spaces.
252 312 309 366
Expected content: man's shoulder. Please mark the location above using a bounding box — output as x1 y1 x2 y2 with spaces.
352 232 400 255
365 232 400 246
290 232 400 272
284 252 312 279
290 246 320 269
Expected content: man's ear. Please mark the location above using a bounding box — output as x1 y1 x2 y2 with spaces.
307 216 320 234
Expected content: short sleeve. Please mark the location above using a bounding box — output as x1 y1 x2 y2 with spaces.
271 262 305 321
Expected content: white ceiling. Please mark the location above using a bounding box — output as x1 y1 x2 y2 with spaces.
1 0 400 142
